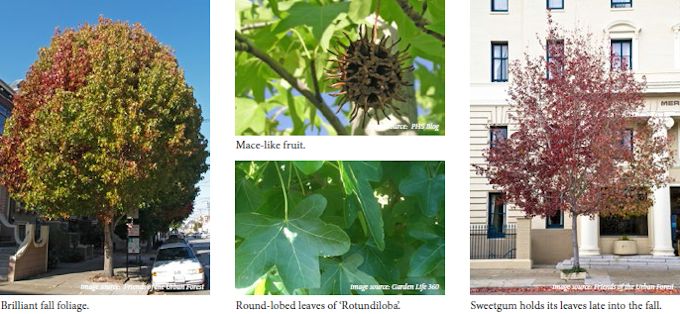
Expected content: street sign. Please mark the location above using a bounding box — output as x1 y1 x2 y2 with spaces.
128 224 140 237
127 237 140 254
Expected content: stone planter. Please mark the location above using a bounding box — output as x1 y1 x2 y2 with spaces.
613 240 637 255
560 271 587 280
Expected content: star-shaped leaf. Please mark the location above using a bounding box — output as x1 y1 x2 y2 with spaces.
311 253 383 295
236 194 351 290
399 165 444 217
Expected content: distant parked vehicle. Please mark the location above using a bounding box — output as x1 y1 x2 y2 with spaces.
151 242 205 291
165 234 188 245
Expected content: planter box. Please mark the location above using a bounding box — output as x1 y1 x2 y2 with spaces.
560 271 587 280
613 240 637 255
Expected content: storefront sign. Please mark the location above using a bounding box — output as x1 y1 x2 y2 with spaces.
660 100 680 107
644 97 680 112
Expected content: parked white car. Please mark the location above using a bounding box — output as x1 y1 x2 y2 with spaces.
151 242 205 291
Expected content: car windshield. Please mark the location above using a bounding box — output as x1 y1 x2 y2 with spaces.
156 247 194 261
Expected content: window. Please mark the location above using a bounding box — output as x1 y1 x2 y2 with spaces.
488 193 506 238
600 215 648 236
0 105 9 133
489 126 508 148
491 42 508 82
611 39 632 70
546 39 564 79
621 128 633 152
547 0 564 10
492 0 508 12
611 0 632 8
546 211 564 228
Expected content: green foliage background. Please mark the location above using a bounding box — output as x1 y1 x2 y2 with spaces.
236 161 445 295
236 0 445 135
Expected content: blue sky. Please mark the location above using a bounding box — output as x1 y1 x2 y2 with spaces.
0 0 210 219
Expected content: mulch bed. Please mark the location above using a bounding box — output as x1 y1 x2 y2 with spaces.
471 286 680 295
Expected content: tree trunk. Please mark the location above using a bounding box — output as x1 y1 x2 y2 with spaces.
103 220 114 277
571 213 580 270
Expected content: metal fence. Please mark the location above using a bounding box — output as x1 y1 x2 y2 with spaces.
470 224 517 259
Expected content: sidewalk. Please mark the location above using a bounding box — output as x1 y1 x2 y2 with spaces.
0 253 153 295
471 267 680 294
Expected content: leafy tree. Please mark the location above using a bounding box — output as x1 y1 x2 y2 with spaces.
235 161 444 294
235 0 444 135
0 18 208 276
475 20 672 270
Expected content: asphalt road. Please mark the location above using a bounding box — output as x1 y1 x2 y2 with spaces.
151 237 210 295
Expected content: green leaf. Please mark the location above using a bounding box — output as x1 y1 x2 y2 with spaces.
407 221 440 241
235 97 266 134
293 161 325 175
425 0 445 26
311 254 383 295
236 174 262 213
339 161 384 250
344 196 359 228
407 239 444 277
236 194 351 290
353 243 401 284
409 34 444 64
348 0 372 23
399 164 444 217
286 90 305 135
273 2 349 46
319 13 350 51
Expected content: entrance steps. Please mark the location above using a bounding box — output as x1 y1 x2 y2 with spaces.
557 255 680 271
0 246 17 281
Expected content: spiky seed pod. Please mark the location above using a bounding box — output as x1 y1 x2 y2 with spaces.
328 25 414 127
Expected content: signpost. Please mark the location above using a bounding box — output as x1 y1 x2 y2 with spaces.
125 210 141 279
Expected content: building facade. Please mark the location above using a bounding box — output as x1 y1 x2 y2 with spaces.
0 78 18 245
471 0 680 264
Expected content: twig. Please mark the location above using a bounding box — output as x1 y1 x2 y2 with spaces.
240 21 274 32
309 59 322 104
235 32 348 135
395 0 445 44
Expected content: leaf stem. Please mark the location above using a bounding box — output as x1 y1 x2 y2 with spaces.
294 166 306 195
287 162 293 192
275 161 289 220
289 28 312 60
328 161 340 171
434 161 443 175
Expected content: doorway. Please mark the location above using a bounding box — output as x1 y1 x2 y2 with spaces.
670 187 680 255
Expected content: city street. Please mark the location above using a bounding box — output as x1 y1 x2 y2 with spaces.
150 237 210 295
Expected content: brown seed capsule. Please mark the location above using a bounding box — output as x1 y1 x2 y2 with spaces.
328 25 414 128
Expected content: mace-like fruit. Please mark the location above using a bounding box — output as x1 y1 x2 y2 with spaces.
328 25 413 127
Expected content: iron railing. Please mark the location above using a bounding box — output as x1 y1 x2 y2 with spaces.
470 224 517 259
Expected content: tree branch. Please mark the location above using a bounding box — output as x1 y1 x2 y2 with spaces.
309 59 323 104
240 21 274 32
235 32 348 135
395 0 445 44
